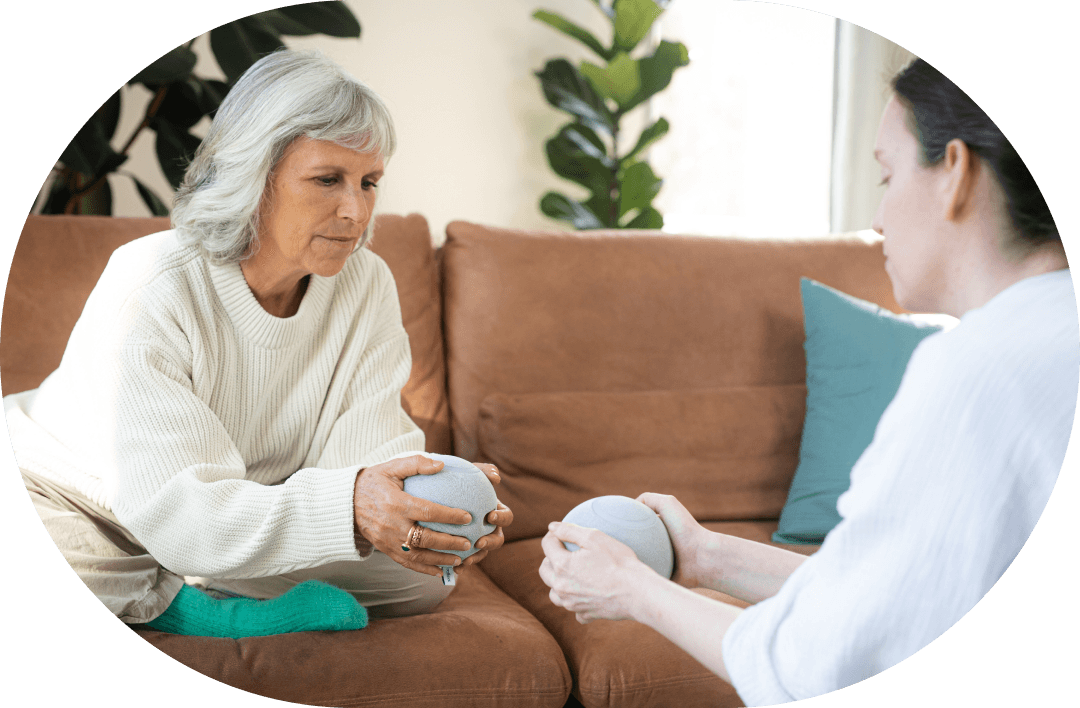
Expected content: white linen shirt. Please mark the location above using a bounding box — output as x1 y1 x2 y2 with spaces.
723 269 1079 704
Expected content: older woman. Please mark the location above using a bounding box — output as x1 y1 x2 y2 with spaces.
8 49 511 637
540 58 1076 703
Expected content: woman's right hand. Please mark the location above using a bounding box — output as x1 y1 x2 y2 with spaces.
353 455 475 577
637 493 707 588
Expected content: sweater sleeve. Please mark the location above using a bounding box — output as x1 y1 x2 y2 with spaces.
109 342 365 579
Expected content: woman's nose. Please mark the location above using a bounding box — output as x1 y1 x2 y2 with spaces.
338 186 369 223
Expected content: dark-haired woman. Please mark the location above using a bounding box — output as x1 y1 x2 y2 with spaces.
539 58 1077 704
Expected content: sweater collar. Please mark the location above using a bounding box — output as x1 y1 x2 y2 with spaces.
206 258 335 349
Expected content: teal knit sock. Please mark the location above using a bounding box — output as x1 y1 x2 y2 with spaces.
145 580 368 638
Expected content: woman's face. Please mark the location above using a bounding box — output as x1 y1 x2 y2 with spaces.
871 96 955 313
251 136 383 285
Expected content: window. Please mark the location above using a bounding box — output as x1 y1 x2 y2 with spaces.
649 1 836 238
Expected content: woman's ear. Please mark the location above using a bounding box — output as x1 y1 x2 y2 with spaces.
942 138 977 221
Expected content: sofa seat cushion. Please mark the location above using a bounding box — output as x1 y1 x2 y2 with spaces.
136 566 570 707
480 522 816 708
478 386 806 542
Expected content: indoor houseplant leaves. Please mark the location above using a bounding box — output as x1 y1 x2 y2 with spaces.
40 1 361 216
535 0 687 229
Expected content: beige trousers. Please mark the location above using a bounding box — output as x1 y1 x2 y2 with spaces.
22 468 453 623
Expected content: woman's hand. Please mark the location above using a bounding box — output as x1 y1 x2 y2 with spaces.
353 455 476 577
458 463 514 568
539 521 652 624
637 492 708 588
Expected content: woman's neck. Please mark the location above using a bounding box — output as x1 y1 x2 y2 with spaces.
240 260 310 318
952 238 1068 317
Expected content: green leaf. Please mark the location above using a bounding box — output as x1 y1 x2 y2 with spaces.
100 90 122 143
533 10 613 61
278 1 361 38
621 116 669 165
210 20 284 84
536 59 614 135
540 191 605 229
60 104 126 176
622 39 689 112
588 0 616 20
623 205 663 229
76 177 113 215
257 9 319 36
546 124 614 195
131 46 197 86
580 52 640 109
193 78 230 117
131 175 170 216
613 0 663 52
584 191 618 228
153 118 203 188
618 161 662 218
155 79 209 131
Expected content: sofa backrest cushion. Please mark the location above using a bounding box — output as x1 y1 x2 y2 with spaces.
2 213 451 454
441 221 900 540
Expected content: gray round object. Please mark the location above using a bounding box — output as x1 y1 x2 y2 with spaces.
402 454 497 561
561 495 674 579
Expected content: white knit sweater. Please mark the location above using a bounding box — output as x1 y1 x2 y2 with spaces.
723 269 1079 704
5 230 425 579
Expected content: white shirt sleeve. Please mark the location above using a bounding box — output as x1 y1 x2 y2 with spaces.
722 274 1077 705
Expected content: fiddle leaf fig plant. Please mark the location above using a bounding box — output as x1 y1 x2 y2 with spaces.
40 1 361 216
534 0 688 229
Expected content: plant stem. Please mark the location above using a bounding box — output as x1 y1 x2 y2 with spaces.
63 84 171 214
609 113 621 227
119 84 170 155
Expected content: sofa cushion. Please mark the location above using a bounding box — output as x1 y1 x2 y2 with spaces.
478 386 806 542
2 214 451 454
773 279 942 544
480 521 816 708
441 221 901 470
366 213 451 454
1 215 169 396
137 565 571 707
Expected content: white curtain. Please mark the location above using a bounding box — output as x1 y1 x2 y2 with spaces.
830 21 915 233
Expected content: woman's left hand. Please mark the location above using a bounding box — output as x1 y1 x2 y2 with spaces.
539 521 648 623
459 463 513 569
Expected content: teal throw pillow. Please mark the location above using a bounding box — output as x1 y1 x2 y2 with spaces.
773 278 943 545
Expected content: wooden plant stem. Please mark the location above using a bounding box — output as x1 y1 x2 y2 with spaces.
64 84 171 214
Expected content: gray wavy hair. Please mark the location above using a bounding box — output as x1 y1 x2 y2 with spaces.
171 48 396 263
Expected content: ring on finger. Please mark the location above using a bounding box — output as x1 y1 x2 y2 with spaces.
400 524 424 553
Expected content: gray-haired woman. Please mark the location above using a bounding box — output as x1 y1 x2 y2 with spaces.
7 49 512 637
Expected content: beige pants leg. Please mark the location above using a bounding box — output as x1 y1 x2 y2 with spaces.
22 468 184 624
191 553 456 619
24 468 453 622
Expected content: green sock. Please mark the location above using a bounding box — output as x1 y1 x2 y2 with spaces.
144 580 368 638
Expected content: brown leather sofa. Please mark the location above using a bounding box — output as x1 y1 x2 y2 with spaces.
2 214 900 707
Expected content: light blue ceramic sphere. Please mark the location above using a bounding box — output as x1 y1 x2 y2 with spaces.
561 495 674 579
402 454 498 562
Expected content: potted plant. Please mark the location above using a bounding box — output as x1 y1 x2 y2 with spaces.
534 0 688 229
40 1 361 216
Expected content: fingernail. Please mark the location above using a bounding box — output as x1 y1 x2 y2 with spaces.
476 539 486 550
453 557 461 566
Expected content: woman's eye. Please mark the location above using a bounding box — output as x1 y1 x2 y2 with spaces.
316 176 338 186
878 177 890 187
363 180 379 191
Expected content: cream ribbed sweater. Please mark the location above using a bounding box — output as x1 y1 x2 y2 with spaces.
5 230 424 579
723 270 1078 704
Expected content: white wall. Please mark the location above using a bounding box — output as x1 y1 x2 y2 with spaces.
107 0 618 244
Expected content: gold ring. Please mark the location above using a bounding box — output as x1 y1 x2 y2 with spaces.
408 525 424 550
